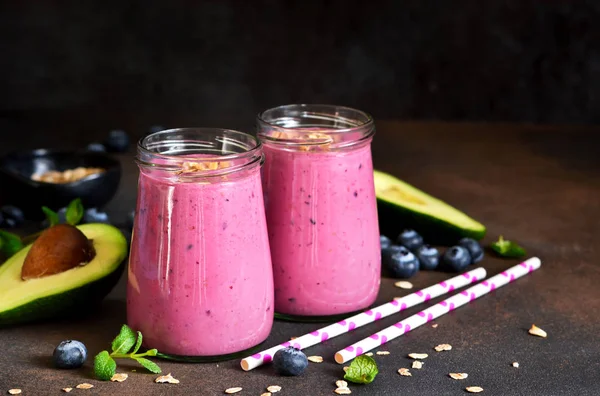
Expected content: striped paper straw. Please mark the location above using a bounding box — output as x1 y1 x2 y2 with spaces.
334 257 541 364
240 267 486 371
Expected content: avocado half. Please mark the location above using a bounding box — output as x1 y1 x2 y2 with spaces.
374 170 486 245
0 223 128 326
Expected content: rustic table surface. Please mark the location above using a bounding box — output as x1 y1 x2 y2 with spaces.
1 118 599 395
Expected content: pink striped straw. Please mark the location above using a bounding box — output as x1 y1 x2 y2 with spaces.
334 257 541 364
240 267 486 371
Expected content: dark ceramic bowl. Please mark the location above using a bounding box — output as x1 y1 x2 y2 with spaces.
0 149 121 220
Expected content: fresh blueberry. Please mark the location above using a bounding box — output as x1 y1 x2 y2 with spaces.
383 245 420 279
83 208 110 224
273 346 308 376
396 229 424 251
86 142 106 152
53 340 87 369
104 129 130 153
380 235 392 249
1 205 25 228
415 245 440 271
442 246 472 272
458 237 484 264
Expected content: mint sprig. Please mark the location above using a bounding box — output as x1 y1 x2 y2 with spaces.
344 355 379 384
65 198 84 225
490 235 526 258
93 324 162 381
41 206 60 227
0 230 23 259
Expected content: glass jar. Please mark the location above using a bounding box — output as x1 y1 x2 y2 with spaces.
127 128 274 361
257 104 381 321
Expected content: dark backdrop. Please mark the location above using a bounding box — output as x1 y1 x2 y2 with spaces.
1 0 599 139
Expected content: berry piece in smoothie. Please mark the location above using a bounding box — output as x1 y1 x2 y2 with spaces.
396 229 424 252
1 205 25 228
442 246 472 272
104 129 130 153
383 245 420 279
415 245 440 270
458 237 484 264
53 340 87 369
380 235 392 249
273 347 309 376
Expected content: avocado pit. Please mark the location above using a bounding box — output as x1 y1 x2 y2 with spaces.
21 224 96 280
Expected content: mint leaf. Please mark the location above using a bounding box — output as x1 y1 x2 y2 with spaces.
0 230 23 258
66 198 84 225
41 206 59 227
490 235 526 258
111 324 137 354
131 331 143 354
94 351 116 381
344 355 379 384
135 357 161 374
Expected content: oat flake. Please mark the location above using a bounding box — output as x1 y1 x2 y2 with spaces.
261 393 272 396
394 281 413 289
466 386 484 393
225 388 243 394
155 373 180 384
308 355 323 363
398 368 412 376
408 353 428 359
529 324 547 338
266 385 282 393
512 362 520 368
449 373 468 380
365 352 373 356
75 383 94 389
8 390 21 395
434 343 452 352
376 351 390 355
62 389 72 393
343 366 350 372
334 388 352 395
336 380 348 388
432 324 439 328
412 361 423 369
111 373 128 382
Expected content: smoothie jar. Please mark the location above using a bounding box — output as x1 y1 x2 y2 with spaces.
127 128 274 361
257 104 381 321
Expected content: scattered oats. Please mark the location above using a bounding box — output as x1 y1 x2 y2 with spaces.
131 369 136 372
261 393 272 396
62 389 72 393
155 373 180 384
432 324 439 328
76 383 94 389
412 361 423 369
512 362 519 368
394 281 413 289
398 368 412 376
365 352 373 356
8 390 21 395
308 355 323 363
267 385 282 393
111 373 128 382
336 380 348 388
466 386 484 393
343 366 350 372
334 388 352 395
225 388 243 394
408 353 428 359
449 373 469 380
529 324 547 338
290 336 297 340
434 343 452 352
376 351 390 355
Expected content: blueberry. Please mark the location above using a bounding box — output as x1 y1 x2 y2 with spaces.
458 237 484 264
383 245 420 279
104 129 130 153
1 205 25 228
380 235 392 249
86 142 106 152
442 246 472 272
83 208 110 224
273 346 308 376
415 245 440 271
396 229 424 251
53 340 87 369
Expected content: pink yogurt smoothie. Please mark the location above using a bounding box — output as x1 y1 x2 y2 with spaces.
262 141 381 317
127 166 274 356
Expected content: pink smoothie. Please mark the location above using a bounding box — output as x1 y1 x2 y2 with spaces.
127 167 274 356
262 141 381 317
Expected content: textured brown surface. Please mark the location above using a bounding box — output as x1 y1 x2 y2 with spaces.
1 121 600 395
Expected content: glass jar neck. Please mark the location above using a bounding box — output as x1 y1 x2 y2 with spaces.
136 128 263 181
257 104 375 151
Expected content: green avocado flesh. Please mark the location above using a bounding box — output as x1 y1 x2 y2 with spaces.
374 170 486 244
0 223 128 326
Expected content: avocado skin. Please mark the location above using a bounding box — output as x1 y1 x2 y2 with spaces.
377 199 486 246
0 258 125 326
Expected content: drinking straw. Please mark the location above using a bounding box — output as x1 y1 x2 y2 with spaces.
240 267 486 371
334 257 541 364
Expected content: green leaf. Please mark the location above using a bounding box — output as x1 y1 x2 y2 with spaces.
490 235 526 258
66 198 84 225
344 355 379 384
111 324 137 354
41 206 59 227
94 351 117 381
131 331 143 354
135 357 161 374
145 348 158 357
0 230 23 258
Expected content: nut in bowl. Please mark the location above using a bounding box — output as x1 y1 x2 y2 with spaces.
0 149 121 220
